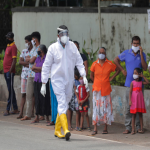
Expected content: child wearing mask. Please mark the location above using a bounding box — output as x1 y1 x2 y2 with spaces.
129 68 148 134
75 76 90 131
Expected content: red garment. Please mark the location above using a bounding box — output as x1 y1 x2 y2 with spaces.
3 42 17 73
78 85 88 102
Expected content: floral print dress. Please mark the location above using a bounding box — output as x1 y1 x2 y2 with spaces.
92 91 114 125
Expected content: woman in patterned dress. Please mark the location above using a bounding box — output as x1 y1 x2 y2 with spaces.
90 47 120 135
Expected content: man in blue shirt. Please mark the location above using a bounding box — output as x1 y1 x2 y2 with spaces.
114 36 147 134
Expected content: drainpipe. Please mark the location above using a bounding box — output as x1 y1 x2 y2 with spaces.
98 0 102 47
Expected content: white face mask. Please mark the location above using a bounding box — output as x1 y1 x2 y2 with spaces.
133 74 139 79
60 35 68 44
31 39 36 46
25 43 30 49
132 45 139 53
98 54 105 60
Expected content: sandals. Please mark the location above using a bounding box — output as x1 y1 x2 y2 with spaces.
3 112 10 116
68 126 73 131
102 130 108 134
123 130 131 134
87 127 91 132
91 131 97 136
138 129 144 134
31 120 39 124
10 110 20 114
78 128 82 131
75 127 80 131
46 121 55 126
131 130 135 135
17 115 23 119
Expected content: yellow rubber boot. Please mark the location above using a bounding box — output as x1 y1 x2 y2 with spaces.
54 114 65 139
59 114 71 141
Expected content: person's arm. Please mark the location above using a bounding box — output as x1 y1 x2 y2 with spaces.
32 63 42 73
75 87 80 104
110 67 120 82
148 62 150 73
139 46 147 71
80 91 90 104
114 56 127 76
29 56 37 64
10 58 16 73
74 45 86 77
129 82 133 106
90 71 94 82
41 46 53 84
83 60 88 76
140 73 149 85
10 46 17 73
19 57 29 67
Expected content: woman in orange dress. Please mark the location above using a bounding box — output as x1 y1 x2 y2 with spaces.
90 47 120 135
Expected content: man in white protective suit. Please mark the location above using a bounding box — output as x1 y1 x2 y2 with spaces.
40 25 87 141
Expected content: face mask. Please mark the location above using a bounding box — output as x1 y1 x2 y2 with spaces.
79 79 84 85
60 36 68 44
6 39 13 44
133 74 139 79
132 46 139 53
98 54 105 60
31 39 36 46
25 43 30 49
37 51 41 56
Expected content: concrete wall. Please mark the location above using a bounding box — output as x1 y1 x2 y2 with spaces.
0 74 150 129
12 7 150 60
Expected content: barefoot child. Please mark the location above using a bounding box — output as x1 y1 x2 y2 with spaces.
129 68 149 134
75 77 90 131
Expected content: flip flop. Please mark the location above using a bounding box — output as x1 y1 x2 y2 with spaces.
102 130 108 134
3 112 10 116
10 111 20 114
46 122 55 126
138 129 144 134
131 131 135 135
17 115 23 119
75 127 79 131
68 126 73 131
91 131 97 136
123 130 131 134
31 120 39 124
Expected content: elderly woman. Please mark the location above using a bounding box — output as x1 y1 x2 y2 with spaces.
31 45 51 123
90 47 120 135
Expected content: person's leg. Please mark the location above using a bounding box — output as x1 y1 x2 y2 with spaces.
17 78 27 118
138 113 144 133
31 96 35 117
123 87 132 133
4 72 11 115
56 92 71 141
11 73 18 112
80 112 84 130
131 114 136 134
75 110 80 129
31 82 40 123
85 112 90 128
21 77 34 120
17 93 26 118
67 109 73 130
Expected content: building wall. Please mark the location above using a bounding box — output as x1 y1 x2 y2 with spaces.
12 7 149 60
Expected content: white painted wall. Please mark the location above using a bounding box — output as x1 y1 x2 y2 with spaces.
12 12 100 56
12 12 150 60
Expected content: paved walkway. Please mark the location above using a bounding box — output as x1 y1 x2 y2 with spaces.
0 108 150 148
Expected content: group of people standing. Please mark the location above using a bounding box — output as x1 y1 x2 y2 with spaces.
3 25 150 141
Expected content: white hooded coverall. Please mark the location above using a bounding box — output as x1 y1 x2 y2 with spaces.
41 38 86 115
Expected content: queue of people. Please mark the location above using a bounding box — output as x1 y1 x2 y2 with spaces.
3 26 150 141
